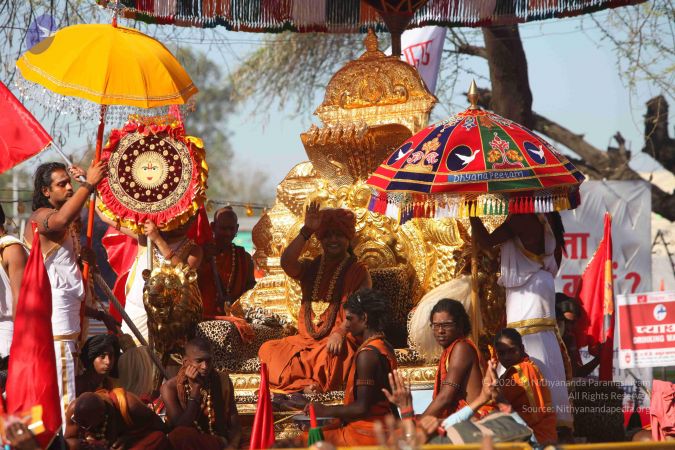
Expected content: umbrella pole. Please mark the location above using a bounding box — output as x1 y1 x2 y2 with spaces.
82 105 107 281
470 230 480 344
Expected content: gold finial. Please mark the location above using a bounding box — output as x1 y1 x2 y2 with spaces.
364 28 379 53
467 79 479 110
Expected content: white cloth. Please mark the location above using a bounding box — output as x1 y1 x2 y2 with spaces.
498 216 572 427
123 246 150 342
408 275 472 361
0 234 25 356
54 339 77 426
43 231 85 336
0 320 12 358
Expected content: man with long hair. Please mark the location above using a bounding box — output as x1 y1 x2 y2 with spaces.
308 288 397 446
422 299 487 419
25 161 118 418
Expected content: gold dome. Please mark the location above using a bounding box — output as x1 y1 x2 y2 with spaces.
315 29 437 135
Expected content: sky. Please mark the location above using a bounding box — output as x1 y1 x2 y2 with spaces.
5 4 673 204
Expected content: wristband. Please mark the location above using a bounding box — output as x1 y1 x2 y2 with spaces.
164 249 176 260
80 181 95 193
399 406 414 415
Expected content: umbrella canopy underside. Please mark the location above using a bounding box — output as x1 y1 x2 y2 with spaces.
100 0 645 31
16 24 197 108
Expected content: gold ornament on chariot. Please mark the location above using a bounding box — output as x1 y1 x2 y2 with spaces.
311 300 330 325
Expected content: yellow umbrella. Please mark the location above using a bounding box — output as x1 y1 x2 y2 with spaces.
16 21 197 278
16 23 197 108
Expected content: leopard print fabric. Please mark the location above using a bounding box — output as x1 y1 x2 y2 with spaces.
196 320 285 372
370 267 413 348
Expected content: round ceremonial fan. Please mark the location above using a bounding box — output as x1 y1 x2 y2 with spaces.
97 120 208 234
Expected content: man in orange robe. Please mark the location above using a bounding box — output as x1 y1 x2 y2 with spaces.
259 205 371 394
496 327 557 444
424 299 489 419
198 207 256 317
64 389 170 449
309 289 397 446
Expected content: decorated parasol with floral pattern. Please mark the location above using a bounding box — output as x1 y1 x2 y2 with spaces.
366 81 585 342
367 81 585 223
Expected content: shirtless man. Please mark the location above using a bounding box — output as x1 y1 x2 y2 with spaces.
161 337 241 450
64 390 169 449
26 161 118 417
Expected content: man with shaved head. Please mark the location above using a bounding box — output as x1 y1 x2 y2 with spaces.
64 389 169 449
162 337 242 450
198 207 255 317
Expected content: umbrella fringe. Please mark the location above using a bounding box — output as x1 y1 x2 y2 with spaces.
101 0 646 31
367 188 581 224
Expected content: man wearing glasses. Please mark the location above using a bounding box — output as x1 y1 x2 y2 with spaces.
422 299 491 419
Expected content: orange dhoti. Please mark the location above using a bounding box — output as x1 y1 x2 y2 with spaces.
501 356 558 444
318 337 398 446
259 256 369 393
168 426 225 450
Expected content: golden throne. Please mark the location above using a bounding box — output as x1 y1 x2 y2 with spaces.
198 30 504 436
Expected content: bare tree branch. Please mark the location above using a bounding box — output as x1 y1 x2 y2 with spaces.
474 87 675 220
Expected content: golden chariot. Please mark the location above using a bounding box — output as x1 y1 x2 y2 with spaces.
191 30 507 438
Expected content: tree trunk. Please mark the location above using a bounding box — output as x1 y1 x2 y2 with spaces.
482 26 534 128
643 95 674 173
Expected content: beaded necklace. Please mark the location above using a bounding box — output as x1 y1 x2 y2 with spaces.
304 255 351 339
82 412 108 444
183 379 216 435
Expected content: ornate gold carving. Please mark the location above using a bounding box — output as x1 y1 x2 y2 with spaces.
240 28 504 345
315 29 436 135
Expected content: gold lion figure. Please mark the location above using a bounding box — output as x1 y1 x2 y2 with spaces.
143 262 203 386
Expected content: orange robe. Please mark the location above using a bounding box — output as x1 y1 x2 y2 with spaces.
501 356 557 444
433 338 491 419
321 337 398 446
198 244 254 317
104 388 171 450
258 256 368 393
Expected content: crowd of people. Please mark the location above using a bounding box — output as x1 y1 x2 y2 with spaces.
0 160 664 449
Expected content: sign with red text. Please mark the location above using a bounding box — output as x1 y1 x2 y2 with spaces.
557 181 651 297
617 290 675 369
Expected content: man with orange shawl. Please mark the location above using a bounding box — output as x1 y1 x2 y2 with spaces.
424 299 488 419
495 328 557 444
162 337 242 450
198 207 255 316
259 204 371 395
64 389 170 449
308 289 397 446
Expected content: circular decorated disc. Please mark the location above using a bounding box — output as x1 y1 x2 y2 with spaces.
109 133 191 213
97 122 207 233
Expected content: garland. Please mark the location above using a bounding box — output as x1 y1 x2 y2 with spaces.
303 255 354 340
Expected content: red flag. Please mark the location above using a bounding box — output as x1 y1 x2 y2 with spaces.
250 363 275 449
0 81 51 173
6 228 62 446
187 205 214 245
101 226 138 321
575 213 614 380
